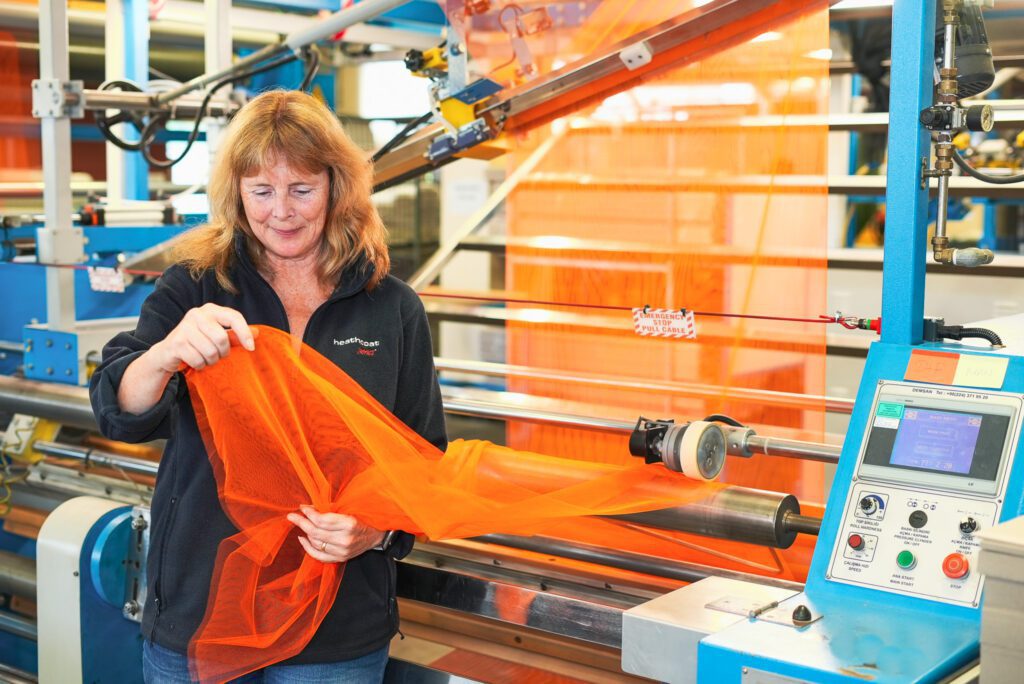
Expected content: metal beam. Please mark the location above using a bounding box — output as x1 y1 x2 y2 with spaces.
879 0 935 345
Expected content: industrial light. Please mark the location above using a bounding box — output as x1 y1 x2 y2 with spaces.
805 48 834 61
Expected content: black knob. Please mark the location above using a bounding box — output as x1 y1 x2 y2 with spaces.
960 517 979 535
920 106 951 129
966 105 994 133
404 49 425 72
909 510 928 529
792 604 812 624
859 495 880 516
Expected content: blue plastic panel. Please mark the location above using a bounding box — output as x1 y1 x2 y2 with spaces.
699 340 1024 683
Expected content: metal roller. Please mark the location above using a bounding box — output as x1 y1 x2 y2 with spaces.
471 535 804 591
610 487 806 549
31 441 159 477
0 551 35 600
0 376 843 467
474 447 818 548
0 376 97 430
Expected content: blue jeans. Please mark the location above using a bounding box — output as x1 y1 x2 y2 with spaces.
142 639 389 683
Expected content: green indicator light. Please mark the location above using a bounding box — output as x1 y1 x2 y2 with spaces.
897 550 917 570
877 402 905 419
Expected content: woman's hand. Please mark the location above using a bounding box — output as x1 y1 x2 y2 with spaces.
148 304 255 373
287 507 387 563
118 305 255 415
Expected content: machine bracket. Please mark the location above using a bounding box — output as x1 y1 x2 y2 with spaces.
122 507 150 623
31 79 84 119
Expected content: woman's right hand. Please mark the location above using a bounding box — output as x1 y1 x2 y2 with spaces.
148 304 256 373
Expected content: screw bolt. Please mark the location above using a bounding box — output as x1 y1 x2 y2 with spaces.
123 600 140 616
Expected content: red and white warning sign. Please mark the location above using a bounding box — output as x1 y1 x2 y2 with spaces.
87 266 127 293
632 307 697 339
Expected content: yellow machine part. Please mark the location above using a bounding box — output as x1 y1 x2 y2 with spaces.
439 97 478 130
2 416 60 464
455 133 509 160
409 45 448 78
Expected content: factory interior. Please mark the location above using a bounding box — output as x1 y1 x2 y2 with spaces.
4 0 1024 682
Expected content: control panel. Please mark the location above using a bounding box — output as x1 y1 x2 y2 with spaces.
826 381 1022 606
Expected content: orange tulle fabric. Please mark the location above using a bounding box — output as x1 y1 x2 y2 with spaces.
183 325 721 681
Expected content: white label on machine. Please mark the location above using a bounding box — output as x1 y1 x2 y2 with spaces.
87 266 127 293
632 308 697 339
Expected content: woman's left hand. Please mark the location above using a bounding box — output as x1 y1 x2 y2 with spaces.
287 507 386 563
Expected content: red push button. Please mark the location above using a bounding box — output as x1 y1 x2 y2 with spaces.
942 552 970 580
848 534 865 551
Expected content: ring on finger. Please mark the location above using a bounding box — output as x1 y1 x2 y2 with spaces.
320 540 328 552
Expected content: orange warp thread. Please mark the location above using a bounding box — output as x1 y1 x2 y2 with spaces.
183 325 721 681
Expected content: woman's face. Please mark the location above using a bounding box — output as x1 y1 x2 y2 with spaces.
240 157 330 267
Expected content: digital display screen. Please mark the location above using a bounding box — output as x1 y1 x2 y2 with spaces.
861 403 1010 482
889 409 982 474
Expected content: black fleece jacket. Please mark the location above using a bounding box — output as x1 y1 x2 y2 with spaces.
88 243 447 663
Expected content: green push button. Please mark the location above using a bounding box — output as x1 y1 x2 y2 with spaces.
897 550 917 570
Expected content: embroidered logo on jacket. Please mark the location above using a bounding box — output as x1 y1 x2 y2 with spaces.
334 337 380 357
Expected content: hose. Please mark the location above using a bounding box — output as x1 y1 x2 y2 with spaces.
952 148 1024 184
935 324 1003 347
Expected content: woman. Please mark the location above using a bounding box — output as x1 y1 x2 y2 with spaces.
89 90 447 682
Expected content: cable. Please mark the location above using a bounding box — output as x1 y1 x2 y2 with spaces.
95 52 300 169
371 111 433 163
935 324 1003 347
703 414 746 427
140 52 300 169
299 47 321 93
94 80 163 152
420 291 846 325
952 148 1024 184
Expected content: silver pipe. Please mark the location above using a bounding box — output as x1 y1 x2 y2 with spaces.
0 612 35 642
442 397 635 432
610 487 806 549
153 42 280 104
155 0 407 105
32 441 159 477
436 358 855 415
473 534 804 591
0 377 840 466
0 376 97 430
943 19 956 72
746 435 841 464
283 0 407 51
0 663 36 684
82 89 233 117
784 512 823 536
0 551 35 600
936 171 950 240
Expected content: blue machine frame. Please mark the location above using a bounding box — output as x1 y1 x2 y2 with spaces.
696 2 1019 680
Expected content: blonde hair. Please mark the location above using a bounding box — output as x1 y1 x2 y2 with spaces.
174 90 389 292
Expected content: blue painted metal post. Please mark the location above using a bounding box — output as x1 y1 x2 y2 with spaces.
124 0 149 200
880 0 935 346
